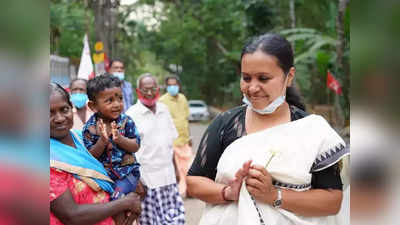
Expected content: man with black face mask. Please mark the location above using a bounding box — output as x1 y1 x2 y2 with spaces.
125 73 186 225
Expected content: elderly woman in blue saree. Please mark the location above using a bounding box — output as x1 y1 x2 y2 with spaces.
49 83 141 225
187 33 350 225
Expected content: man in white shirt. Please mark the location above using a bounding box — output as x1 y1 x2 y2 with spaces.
126 73 185 225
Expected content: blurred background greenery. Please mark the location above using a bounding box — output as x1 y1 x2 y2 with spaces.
50 0 349 128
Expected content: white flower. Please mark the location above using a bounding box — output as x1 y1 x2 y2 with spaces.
270 147 281 156
265 146 281 168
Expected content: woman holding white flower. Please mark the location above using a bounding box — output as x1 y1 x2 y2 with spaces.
187 33 349 225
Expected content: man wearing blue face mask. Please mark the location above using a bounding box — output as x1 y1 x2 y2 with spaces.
109 59 134 112
69 78 94 132
160 75 193 197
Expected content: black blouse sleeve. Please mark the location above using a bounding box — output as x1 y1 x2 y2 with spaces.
311 163 343 190
188 113 225 180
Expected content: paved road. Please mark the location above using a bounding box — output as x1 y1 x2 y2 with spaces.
189 121 209 154
183 122 209 225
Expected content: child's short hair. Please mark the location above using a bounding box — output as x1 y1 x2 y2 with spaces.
87 74 122 101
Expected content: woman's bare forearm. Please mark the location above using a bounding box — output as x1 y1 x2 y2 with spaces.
187 176 227 204
279 188 343 217
50 190 128 225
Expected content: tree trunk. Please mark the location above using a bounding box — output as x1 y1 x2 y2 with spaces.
89 0 120 59
335 0 349 128
92 0 107 54
289 0 303 100
289 0 296 51
289 0 296 29
336 0 348 69
50 28 60 54
109 7 118 58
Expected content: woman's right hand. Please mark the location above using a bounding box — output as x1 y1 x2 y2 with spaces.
113 192 141 225
224 160 252 201
120 192 142 214
135 181 147 200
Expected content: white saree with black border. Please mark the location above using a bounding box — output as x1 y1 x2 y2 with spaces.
199 114 350 225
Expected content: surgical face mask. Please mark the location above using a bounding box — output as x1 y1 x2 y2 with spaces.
136 89 160 107
70 93 88 109
167 85 179 96
242 75 288 115
113 72 125 81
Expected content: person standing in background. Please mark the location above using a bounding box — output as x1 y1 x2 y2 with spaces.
109 59 134 112
159 75 193 197
69 78 94 132
126 73 186 225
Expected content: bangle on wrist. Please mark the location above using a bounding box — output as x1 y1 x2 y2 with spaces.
221 185 232 202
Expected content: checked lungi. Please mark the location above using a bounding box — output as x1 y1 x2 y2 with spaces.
139 183 185 225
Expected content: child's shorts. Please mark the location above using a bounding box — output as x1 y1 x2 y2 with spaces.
111 165 140 200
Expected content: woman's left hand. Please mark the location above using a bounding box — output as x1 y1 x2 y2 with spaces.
245 164 277 205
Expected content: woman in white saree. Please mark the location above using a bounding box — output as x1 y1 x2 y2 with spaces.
187 33 349 225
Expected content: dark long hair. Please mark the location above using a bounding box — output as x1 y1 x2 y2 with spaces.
241 33 306 111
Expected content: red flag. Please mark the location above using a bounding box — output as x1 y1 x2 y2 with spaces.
104 52 110 72
327 71 342 95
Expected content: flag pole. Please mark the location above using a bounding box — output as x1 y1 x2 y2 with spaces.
84 0 92 53
327 70 331 123
84 0 90 39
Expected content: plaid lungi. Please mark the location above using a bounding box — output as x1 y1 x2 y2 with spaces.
139 183 185 225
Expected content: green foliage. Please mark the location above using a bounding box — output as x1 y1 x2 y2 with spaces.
280 24 349 120
129 50 170 87
50 0 349 121
132 0 249 105
0 0 48 57
280 28 337 104
295 0 337 36
281 28 337 64
50 0 94 61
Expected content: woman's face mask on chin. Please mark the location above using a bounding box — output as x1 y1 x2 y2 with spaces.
241 72 290 115
243 93 285 115
240 52 292 115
